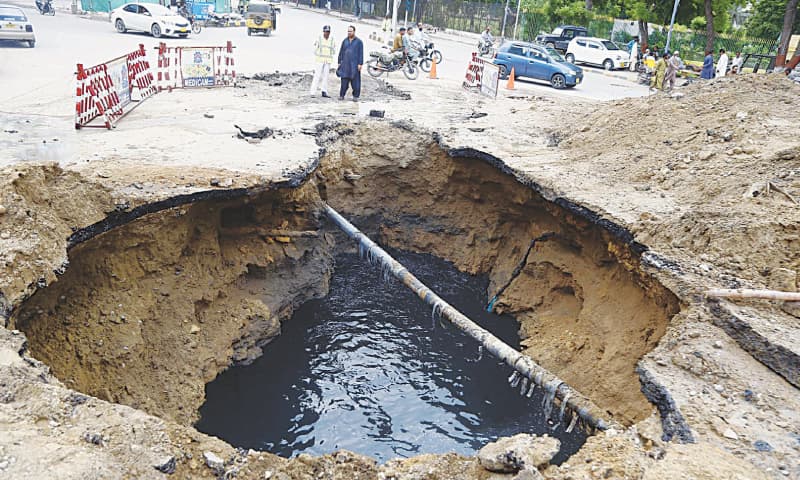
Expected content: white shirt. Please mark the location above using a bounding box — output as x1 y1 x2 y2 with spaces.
716 53 729 77
481 31 493 44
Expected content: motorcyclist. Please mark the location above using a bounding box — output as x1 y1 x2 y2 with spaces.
403 27 421 62
392 26 406 52
415 22 431 49
479 26 493 52
35 0 52 14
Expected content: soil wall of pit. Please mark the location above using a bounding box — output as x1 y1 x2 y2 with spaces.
11 183 333 425
319 123 681 424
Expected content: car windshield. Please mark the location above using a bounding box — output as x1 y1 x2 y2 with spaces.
248 3 273 13
602 41 621 50
0 6 26 21
551 27 563 35
546 48 565 62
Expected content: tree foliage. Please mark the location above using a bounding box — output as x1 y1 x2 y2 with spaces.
746 0 800 38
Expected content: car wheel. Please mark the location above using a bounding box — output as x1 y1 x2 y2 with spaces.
565 53 575 63
247 28 252 36
550 73 566 89
546 42 555 49
498 64 508 80
115 18 126 33
151 23 162 38
603 59 613 70
27 40 35 47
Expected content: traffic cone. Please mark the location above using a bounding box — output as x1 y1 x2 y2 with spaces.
429 57 438 79
506 67 515 90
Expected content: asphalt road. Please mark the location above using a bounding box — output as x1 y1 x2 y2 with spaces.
0 2 649 112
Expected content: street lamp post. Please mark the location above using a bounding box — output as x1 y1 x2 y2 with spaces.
665 0 680 53
500 0 510 38
512 0 521 40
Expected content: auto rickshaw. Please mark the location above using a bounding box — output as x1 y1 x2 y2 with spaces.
245 1 277 36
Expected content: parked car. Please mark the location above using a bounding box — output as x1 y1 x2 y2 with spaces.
565 37 628 70
111 3 190 38
492 41 583 89
535 25 587 52
0 4 35 47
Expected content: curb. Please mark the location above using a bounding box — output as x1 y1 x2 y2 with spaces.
581 68 638 83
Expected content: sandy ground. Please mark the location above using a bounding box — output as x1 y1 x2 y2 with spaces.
0 4 799 480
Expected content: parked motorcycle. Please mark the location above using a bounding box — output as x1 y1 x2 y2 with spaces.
366 50 419 80
35 0 55 15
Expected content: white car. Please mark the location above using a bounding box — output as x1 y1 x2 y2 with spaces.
111 3 190 38
565 37 628 70
0 4 35 47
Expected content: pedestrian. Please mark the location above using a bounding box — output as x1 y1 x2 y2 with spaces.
716 48 728 77
651 53 666 90
310 25 335 98
382 15 390 32
672 50 684 70
731 51 743 74
337 25 363 101
392 26 406 52
700 50 714 79
664 52 679 91
629 37 639 72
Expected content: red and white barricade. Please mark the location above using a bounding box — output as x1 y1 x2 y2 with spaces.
156 41 236 92
463 52 499 99
75 44 158 129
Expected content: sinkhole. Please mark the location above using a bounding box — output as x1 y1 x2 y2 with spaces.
8 123 681 466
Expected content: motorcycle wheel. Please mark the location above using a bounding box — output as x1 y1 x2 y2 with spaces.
48 7 55 15
367 60 383 78
432 50 442 64
419 58 431 73
403 63 419 80
192 23 201 34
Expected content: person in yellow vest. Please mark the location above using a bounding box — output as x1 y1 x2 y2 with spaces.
310 25 336 98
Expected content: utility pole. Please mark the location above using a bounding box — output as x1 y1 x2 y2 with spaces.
411 0 416 23
391 0 400 39
512 0 521 40
500 0 510 38
665 0 680 53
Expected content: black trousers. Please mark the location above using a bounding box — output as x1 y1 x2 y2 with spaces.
339 73 361 99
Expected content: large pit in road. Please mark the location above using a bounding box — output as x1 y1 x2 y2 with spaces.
9 122 680 466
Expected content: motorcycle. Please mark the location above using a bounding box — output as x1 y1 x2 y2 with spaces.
366 49 419 80
478 39 495 57
417 42 442 73
35 0 55 15
178 7 201 33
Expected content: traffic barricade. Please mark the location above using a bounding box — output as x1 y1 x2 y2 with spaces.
75 44 157 129
156 41 236 92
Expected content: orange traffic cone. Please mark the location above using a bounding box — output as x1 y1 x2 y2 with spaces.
429 57 438 79
506 67 515 90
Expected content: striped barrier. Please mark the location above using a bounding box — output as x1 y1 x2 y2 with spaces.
156 41 236 92
75 44 157 130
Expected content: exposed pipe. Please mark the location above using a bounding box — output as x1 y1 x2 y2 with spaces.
324 203 611 432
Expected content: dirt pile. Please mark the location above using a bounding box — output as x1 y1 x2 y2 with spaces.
560 74 800 291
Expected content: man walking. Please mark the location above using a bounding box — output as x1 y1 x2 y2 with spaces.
310 25 335 98
337 25 363 101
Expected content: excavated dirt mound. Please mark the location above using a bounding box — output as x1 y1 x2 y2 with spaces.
559 74 800 292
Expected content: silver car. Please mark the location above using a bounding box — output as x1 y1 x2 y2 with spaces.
0 4 35 47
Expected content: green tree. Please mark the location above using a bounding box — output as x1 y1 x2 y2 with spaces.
747 0 800 38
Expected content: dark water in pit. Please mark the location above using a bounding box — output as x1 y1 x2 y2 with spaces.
196 250 586 462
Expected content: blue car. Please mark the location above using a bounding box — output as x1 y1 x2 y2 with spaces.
492 42 584 89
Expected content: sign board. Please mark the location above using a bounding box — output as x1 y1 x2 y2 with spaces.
106 56 131 107
480 62 500 98
181 48 216 87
